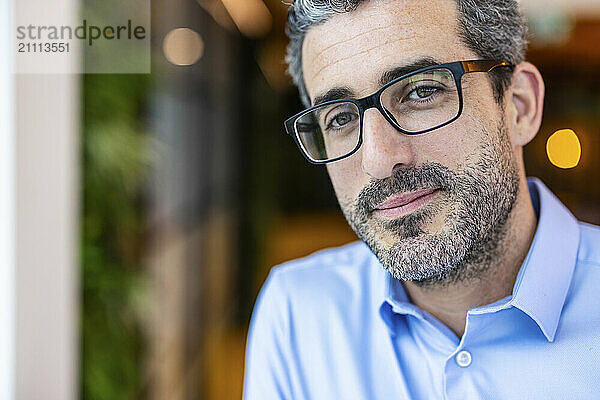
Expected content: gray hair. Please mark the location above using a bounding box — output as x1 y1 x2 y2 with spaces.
285 0 528 107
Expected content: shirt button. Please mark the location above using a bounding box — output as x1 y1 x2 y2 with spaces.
455 350 472 368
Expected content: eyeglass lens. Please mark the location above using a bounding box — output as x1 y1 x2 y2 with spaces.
294 67 460 162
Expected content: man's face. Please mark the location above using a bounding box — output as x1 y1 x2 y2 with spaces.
301 0 521 284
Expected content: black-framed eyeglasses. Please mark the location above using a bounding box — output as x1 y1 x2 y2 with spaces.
284 59 513 164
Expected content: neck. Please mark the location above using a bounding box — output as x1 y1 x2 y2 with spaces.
403 178 537 338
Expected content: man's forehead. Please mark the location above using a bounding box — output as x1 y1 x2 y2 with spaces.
302 2 419 80
301 0 463 100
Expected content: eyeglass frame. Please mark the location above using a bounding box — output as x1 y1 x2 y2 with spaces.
284 59 514 165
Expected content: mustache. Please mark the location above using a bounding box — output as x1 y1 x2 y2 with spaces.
355 162 457 215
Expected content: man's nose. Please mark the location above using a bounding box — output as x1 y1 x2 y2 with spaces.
360 108 416 179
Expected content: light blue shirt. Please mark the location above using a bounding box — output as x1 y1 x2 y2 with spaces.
243 178 600 399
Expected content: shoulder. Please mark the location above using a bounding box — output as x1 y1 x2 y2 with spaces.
576 221 600 268
271 240 375 277
244 242 389 399
244 241 383 398
557 221 600 337
266 241 380 305
250 240 383 333
565 221 600 311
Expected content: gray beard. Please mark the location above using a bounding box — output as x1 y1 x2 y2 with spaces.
339 122 519 287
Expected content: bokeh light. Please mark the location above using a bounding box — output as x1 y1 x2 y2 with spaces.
162 28 204 66
546 129 582 169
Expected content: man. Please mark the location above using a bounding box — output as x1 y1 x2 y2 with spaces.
244 0 600 398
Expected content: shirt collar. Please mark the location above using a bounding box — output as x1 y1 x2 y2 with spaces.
380 177 580 342
508 178 580 341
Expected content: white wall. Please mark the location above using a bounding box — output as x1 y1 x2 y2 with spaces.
15 74 79 400
8 0 80 398
0 0 16 398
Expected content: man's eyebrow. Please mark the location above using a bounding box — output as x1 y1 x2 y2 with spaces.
379 57 440 87
312 87 355 107
311 57 441 106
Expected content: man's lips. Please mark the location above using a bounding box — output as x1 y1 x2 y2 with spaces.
373 188 439 218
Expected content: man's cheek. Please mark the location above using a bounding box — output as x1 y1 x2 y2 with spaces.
328 164 365 199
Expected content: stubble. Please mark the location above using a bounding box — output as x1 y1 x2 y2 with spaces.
338 121 520 287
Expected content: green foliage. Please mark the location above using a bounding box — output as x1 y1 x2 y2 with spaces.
81 74 152 400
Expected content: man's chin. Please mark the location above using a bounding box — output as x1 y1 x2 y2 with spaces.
370 229 433 252
379 242 465 283
357 218 470 283
373 205 450 243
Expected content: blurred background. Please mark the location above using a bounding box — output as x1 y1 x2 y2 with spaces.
2 0 599 399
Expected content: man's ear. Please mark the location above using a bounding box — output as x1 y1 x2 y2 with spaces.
506 62 545 147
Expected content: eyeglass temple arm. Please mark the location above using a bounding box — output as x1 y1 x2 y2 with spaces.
461 60 512 73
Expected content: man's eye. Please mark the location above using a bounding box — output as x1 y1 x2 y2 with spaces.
326 112 357 129
407 86 438 100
